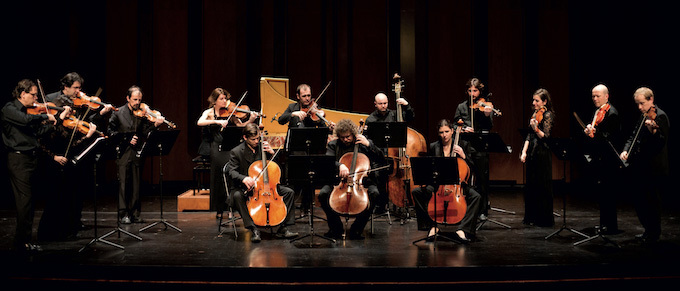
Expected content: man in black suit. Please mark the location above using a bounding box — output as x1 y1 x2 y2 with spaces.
107 86 164 224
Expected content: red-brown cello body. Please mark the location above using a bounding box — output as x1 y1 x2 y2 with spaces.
329 122 371 216
247 127 287 227
427 120 470 225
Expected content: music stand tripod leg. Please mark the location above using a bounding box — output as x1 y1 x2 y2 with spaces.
139 143 181 233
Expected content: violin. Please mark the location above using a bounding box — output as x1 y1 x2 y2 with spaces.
531 105 546 133
427 120 470 225
218 102 263 121
586 103 611 138
62 116 106 137
73 91 118 111
625 106 659 161
300 81 334 127
470 94 502 116
133 103 177 128
27 102 64 115
246 126 287 227
329 120 371 216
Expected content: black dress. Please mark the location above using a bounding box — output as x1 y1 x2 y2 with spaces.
523 110 555 227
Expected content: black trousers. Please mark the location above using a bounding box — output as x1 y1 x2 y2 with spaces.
117 148 142 219
7 152 38 247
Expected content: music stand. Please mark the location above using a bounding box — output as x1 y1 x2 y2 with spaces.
138 129 182 233
77 136 126 252
410 156 462 245
364 122 408 224
287 155 339 246
462 132 514 230
286 127 329 222
220 126 243 153
543 137 591 243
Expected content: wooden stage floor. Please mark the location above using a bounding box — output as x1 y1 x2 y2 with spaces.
2 185 679 290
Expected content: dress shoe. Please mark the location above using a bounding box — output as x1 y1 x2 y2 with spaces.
250 229 262 243
348 231 365 240
635 233 659 244
120 216 131 224
323 230 343 240
16 243 43 252
131 216 145 223
454 231 470 244
276 227 299 239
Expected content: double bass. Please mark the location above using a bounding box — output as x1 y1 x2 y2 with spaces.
387 74 428 209
246 125 287 227
329 121 371 216
427 120 470 225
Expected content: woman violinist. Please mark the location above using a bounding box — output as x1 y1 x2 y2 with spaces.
619 87 669 244
520 88 555 227
411 119 482 244
225 123 297 242
317 119 384 240
197 88 259 218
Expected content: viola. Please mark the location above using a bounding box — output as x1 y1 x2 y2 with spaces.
246 126 287 227
73 91 118 111
329 121 371 216
470 95 502 116
218 102 263 121
427 120 470 225
133 103 177 128
62 116 106 137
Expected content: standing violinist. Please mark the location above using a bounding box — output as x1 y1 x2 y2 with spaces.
365 92 414 214
107 86 164 224
1 79 67 252
317 119 383 240
225 123 298 243
620 87 669 244
520 88 555 227
46 72 114 125
411 119 482 243
582 84 622 234
453 78 494 221
197 88 258 218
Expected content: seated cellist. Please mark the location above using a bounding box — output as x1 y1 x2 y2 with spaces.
318 119 384 240
411 119 482 244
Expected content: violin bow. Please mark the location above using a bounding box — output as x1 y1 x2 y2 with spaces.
573 112 628 168
221 91 248 131
36 79 50 114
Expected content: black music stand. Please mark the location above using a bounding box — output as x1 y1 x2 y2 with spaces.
410 156 462 245
543 137 591 243
77 136 127 252
364 122 408 225
138 129 182 233
220 126 244 153
287 155 339 246
286 127 330 222
462 132 514 230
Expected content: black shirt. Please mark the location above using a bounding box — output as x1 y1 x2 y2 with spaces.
1 99 51 151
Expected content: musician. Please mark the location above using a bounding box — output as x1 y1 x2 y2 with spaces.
1 79 67 252
277 84 328 129
620 87 669 244
453 78 494 220
46 72 114 125
317 119 384 240
197 88 258 218
107 86 164 224
411 119 482 243
520 88 555 227
226 123 298 243
365 92 414 214
582 84 622 234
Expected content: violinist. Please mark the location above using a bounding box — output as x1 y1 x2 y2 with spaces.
582 84 622 234
317 119 384 240
107 86 164 224
277 84 328 129
226 123 298 243
620 87 669 244
520 88 555 227
1 79 66 252
411 119 482 243
365 92 414 214
197 88 259 218
453 78 493 221
46 72 114 126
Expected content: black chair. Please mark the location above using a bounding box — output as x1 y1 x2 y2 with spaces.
218 162 242 239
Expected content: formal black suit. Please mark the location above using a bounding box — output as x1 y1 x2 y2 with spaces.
411 139 482 238
107 104 156 221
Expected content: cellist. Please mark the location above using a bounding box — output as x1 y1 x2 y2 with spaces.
317 119 384 240
226 123 298 243
411 119 482 244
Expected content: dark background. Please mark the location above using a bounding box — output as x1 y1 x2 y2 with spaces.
2 0 676 206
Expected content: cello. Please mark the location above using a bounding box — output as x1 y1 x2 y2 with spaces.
246 125 287 227
329 121 371 216
427 120 470 225
387 74 428 209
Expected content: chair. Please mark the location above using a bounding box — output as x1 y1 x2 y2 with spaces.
218 162 242 239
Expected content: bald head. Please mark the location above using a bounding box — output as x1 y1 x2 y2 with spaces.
592 84 610 108
374 92 389 113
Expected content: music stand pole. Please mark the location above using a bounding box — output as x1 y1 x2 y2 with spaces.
140 139 182 233
101 144 144 243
